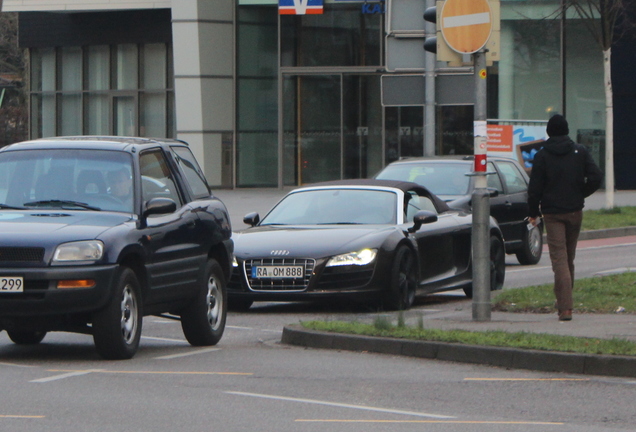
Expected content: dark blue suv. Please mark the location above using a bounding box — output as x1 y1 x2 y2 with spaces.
0 136 233 359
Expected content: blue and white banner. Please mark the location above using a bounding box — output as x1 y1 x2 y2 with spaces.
279 0 324 14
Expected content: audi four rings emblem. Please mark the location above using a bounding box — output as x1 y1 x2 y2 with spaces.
270 250 290 256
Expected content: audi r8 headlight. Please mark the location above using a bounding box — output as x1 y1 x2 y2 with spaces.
326 248 377 267
52 240 104 264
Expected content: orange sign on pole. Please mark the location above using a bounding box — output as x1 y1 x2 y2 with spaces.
440 0 492 54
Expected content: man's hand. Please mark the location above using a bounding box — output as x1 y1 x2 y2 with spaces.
527 217 540 227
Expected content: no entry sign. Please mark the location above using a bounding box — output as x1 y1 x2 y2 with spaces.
440 0 492 54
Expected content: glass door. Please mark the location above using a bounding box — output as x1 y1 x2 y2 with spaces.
282 73 383 185
384 106 424 164
113 94 138 136
283 75 341 185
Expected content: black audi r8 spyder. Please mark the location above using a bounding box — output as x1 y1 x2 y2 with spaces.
228 179 505 311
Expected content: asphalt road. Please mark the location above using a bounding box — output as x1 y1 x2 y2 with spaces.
1 236 636 431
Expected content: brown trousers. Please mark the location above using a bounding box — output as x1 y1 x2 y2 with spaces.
543 211 583 311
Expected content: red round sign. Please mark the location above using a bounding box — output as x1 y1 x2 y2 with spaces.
440 0 492 54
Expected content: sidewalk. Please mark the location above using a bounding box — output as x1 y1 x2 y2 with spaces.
213 187 636 377
281 308 636 378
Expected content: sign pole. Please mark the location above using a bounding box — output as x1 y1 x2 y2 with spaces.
471 49 491 321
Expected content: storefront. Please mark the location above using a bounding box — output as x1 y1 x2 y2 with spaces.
6 0 633 188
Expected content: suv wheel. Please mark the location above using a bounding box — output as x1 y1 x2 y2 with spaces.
92 267 142 360
180 259 227 346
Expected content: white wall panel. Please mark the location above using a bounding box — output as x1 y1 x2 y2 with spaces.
3 0 170 11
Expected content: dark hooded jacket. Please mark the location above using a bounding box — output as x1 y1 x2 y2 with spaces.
527 135 603 217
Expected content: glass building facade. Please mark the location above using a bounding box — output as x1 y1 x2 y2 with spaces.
18 2 611 188
235 0 604 187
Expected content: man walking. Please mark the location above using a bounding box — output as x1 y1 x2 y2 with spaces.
527 114 603 321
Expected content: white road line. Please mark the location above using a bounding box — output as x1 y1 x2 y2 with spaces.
30 369 103 383
0 361 36 368
154 348 221 360
578 242 636 250
506 266 551 273
226 391 455 419
141 335 188 343
593 268 636 276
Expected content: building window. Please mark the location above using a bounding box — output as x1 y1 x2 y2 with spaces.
29 43 174 139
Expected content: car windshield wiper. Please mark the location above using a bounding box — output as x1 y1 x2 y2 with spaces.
316 222 361 225
0 203 26 210
23 200 102 211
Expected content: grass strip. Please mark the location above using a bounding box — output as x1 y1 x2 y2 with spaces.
582 206 636 231
301 320 636 357
492 272 636 314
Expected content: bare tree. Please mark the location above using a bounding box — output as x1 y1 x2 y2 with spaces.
564 0 636 208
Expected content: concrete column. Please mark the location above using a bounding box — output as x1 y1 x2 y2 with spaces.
171 0 234 187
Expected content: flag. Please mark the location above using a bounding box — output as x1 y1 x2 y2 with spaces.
279 0 324 15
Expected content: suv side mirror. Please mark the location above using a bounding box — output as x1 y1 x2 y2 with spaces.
408 210 438 233
243 212 260 227
143 197 177 218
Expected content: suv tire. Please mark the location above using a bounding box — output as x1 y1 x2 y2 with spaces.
180 259 227 346
93 267 142 360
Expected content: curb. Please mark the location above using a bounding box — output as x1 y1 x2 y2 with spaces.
578 226 636 241
281 325 636 378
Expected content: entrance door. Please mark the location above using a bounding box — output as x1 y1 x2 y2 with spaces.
384 106 424 164
113 94 138 136
283 75 341 185
282 74 383 185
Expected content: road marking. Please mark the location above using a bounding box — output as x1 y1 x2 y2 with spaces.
154 348 220 360
141 335 188 343
578 242 636 251
45 369 251 376
0 414 45 419
593 268 636 276
30 369 103 383
31 369 252 382
464 378 589 382
296 419 563 425
226 391 454 419
506 265 551 273
0 361 36 368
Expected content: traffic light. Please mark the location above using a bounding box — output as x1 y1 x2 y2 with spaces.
422 1 464 65
423 6 438 54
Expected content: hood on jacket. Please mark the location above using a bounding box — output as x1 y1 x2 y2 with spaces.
543 135 574 156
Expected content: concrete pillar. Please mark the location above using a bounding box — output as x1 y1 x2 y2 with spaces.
171 0 234 187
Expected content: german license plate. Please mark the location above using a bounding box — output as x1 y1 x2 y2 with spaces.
252 266 303 279
0 276 24 292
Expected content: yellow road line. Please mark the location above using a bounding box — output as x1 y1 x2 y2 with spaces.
0 415 45 419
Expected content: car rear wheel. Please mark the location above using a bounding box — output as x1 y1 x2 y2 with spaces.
7 330 47 345
463 235 506 297
92 267 142 360
515 223 543 265
384 245 417 311
180 259 227 346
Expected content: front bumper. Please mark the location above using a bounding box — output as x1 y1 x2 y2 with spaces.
0 264 118 317
227 258 385 302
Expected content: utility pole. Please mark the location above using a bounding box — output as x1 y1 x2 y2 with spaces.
471 50 491 321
